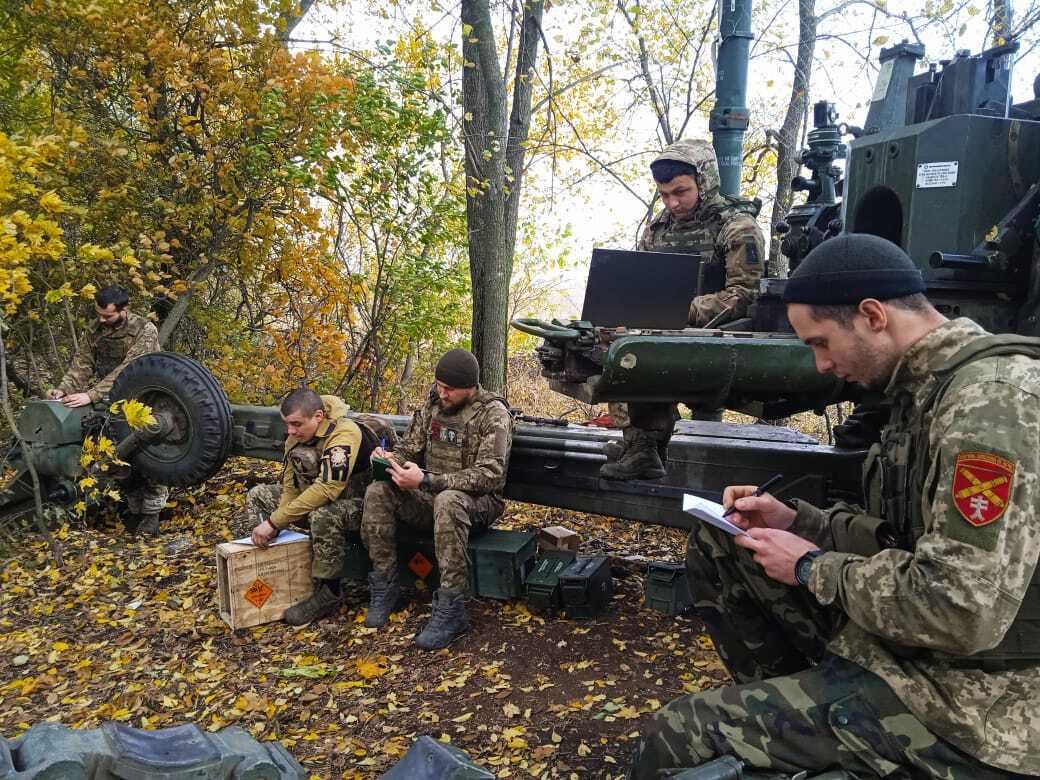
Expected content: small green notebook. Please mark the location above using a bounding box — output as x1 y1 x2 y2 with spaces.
371 455 393 482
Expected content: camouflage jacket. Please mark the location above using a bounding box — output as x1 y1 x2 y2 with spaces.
639 139 764 327
57 311 160 402
271 395 361 529
392 386 513 498
791 318 1040 772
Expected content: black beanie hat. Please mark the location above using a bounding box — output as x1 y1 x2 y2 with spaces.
783 234 926 305
435 349 480 388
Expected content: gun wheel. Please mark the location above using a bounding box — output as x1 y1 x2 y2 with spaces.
110 352 233 487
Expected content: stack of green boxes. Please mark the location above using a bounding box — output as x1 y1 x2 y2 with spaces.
342 525 616 618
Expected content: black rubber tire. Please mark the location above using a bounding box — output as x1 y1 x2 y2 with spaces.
110 352 233 487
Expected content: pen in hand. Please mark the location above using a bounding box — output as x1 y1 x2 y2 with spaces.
721 473 784 517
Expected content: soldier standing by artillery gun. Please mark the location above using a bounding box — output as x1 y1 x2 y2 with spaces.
46 285 169 535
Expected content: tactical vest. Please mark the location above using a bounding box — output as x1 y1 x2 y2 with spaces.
424 390 509 476
287 426 330 490
864 334 1040 668
649 196 761 258
93 318 145 379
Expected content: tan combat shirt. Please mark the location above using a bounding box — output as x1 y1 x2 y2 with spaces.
270 395 362 529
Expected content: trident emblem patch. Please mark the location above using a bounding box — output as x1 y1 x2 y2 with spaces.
952 451 1016 527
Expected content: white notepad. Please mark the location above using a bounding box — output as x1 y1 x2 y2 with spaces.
682 494 747 536
231 529 310 547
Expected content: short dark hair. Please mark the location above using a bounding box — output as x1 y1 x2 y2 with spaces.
807 293 933 327
650 158 697 184
280 388 324 417
95 285 129 310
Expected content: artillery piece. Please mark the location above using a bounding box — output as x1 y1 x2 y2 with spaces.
5 41 1040 541
513 40 1040 493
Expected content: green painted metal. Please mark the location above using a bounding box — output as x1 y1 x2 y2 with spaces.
468 529 537 600
710 0 753 196
16 401 92 445
644 561 694 616
546 330 857 417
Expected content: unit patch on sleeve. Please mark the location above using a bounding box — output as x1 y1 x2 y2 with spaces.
321 445 351 481
952 451 1015 527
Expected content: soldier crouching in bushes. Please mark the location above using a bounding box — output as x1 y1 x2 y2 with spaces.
230 388 397 626
361 349 514 650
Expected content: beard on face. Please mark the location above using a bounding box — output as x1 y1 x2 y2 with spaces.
846 332 900 390
438 397 466 415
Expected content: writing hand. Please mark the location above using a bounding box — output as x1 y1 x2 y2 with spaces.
61 392 92 408
389 460 423 490
722 485 796 531
734 528 819 585
251 519 279 548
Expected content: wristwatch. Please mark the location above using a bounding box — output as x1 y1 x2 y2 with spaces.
420 473 431 491
794 549 824 587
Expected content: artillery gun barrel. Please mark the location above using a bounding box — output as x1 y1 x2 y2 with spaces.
514 320 860 418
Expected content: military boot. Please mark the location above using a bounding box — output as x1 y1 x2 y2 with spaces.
134 513 161 536
284 580 342 626
598 428 666 480
415 588 469 649
603 438 624 462
364 570 401 628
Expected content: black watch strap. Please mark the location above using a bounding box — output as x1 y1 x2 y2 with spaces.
795 549 823 587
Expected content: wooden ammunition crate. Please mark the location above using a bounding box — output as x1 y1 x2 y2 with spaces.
216 538 313 629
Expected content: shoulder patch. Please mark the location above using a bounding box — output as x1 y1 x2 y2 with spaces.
952 451 1015 527
321 444 352 481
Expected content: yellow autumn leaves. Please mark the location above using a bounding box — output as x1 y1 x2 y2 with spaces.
73 400 159 516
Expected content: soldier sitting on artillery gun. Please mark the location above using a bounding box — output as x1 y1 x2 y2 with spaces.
46 285 168 535
231 388 397 626
601 139 765 482
361 349 513 650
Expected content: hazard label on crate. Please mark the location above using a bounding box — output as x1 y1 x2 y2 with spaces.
244 578 274 609
408 552 433 579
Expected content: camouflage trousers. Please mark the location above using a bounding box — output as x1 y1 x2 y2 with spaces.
628 524 1030 779
125 480 169 516
231 483 362 581
361 482 502 592
606 402 721 433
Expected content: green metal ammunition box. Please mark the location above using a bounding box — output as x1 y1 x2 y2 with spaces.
524 550 578 611
341 531 440 589
468 528 537 599
643 561 694 615
345 528 535 599
560 555 613 619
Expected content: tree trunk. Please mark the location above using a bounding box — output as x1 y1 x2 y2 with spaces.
768 0 816 274
461 0 544 393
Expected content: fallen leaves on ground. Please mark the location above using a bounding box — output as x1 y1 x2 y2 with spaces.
0 461 730 778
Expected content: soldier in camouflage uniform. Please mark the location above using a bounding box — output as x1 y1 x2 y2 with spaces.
47 285 169 534
602 139 765 480
232 388 397 626
361 349 513 649
630 234 1040 778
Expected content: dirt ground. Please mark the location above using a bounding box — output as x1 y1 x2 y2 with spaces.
0 463 731 779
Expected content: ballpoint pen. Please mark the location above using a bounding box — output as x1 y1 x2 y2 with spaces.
721 473 784 517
